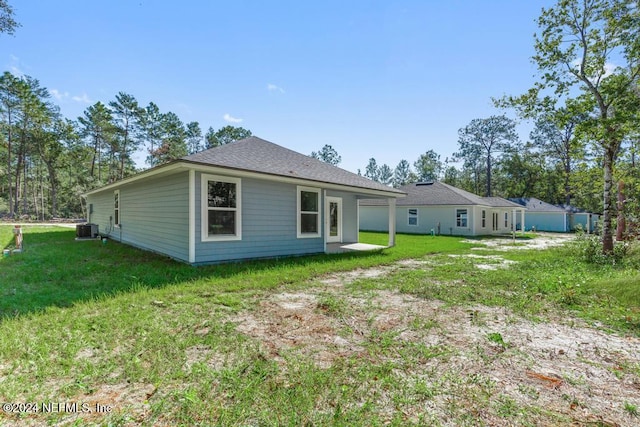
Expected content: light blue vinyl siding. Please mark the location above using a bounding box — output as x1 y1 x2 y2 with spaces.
360 205 522 236
359 206 389 232
195 174 324 264
525 212 568 232
87 171 190 262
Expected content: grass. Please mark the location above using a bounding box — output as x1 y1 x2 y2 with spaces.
0 225 639 426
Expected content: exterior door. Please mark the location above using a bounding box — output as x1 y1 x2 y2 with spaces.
326 197 342 243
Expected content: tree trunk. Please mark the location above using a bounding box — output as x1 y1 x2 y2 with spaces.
6 123 13 218
486 154 492 197
616 180 625 241
13 147 22 215
602 147 616 253
564 159 571 206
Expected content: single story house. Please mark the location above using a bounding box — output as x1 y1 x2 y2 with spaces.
509 197 599 232
360 181 526 236
85 137 405 264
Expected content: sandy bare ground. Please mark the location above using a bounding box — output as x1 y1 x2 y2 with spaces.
231 234 640 426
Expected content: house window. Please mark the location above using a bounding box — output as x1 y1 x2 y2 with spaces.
201 174 241 241
114 190 120 227
298 186 320 238
456 208 468 228
408 208 418 226
504 212 509 228
481 210 486 228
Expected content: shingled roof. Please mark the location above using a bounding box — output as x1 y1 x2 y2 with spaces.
182 136 404 195
509 197 566 212
361 181 523 207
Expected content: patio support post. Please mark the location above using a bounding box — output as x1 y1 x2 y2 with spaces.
521 209 525 235
388 198 396 247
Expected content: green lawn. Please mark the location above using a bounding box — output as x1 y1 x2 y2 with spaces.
0 226 638 426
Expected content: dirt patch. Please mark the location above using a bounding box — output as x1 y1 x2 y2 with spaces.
465 232 575 251
230 234 640 425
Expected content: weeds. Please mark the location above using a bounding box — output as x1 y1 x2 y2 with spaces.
624 401 639 417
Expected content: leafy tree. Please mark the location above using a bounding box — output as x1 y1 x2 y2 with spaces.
414 150 443 182
205 125 252 148
442 165 460 187
148 112 187 165
78 102 116 183
109 92 143 180
0 0 20 35
185 121 203 154
456 115 518 196
530 102 588 205
310 144 341 165
392 159 414 188
139 102 163 166
494 144 547 199
521 0 640 252
0 71 21 216
364 158 379 181
378 164 393 186
11 75 57 215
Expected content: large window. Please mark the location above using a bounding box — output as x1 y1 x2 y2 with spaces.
408 208 418 226
456 208 468 228
114 190 120 227
297 186 320 238
201 174 241 241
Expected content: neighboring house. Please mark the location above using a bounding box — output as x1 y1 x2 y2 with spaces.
360 181 526 236
85 137 405 264
509 197 599 232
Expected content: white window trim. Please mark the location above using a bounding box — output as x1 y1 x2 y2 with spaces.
114 190 120 228
407 208 418 226
297 186 321 238
201 174 242 242
455 208 468 228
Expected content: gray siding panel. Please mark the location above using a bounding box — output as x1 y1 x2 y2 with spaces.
195 174 324 264
87 172 190 262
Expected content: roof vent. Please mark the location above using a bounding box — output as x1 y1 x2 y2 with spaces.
416 181 434 186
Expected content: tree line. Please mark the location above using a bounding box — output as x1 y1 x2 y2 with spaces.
0 70 251 219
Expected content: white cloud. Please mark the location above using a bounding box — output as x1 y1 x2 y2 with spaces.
267 83 285 93
71 93 92 104
9 54 24 76
571 59 618 80
223 113 243 123
50 89 69 100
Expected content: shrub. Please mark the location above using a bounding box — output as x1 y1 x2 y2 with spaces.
572 232 628 266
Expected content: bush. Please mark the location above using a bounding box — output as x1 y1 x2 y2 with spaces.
572 231 628 266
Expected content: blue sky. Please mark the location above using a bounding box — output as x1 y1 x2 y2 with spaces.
1 1 554 173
